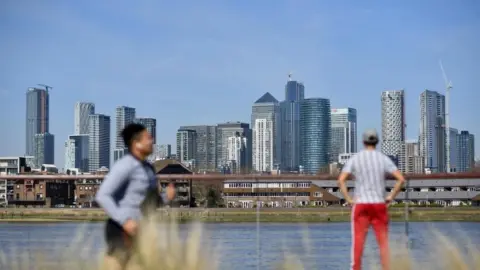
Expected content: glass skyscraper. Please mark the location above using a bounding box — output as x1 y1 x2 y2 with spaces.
300 98 331 174
280 78 304 171
26 87 51 159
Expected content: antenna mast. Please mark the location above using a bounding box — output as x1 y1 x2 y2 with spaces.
439 60 452 173
288 72 293 81
37 84 53 92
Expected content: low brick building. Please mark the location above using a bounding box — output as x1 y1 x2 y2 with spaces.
75 179 102 208
153 159 193 207
8 177 75 207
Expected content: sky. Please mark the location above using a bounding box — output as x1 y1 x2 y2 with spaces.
1 0 479 169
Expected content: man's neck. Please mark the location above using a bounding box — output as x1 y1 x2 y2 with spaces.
365 146 376 151
130 150 146 161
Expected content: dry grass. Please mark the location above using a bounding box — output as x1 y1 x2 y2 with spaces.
0 214 478 270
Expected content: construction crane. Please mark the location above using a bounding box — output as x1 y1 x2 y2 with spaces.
37 84 53 92
439 60 453 173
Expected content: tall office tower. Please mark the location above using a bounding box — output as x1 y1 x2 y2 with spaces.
136 118 157 144
252 92 280 172
280 75 305 171
330 108 357 163
34 133 55 167
179 125 217 172
381 90 406 172
149 144 172 161
419 90 446 173
176 129 197 166
457 131 475 172
74 102 95 134
449 128 459 172
64 135 89 172
26 87 50 157
217 122 252 172
404 140 424 174
88 114 111 172
115 106 136 148
299 98 331 174
226 132 249 174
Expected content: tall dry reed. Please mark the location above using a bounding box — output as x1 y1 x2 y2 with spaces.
0 214 478 270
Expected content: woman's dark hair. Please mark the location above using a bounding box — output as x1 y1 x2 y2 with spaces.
121 123 146 149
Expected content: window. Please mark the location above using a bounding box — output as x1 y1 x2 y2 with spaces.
314 192 323 198
39 185 43 189
16 185 20 189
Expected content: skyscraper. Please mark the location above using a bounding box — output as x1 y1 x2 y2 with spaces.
404 140 424 174
251 92 280 172
381 90 406 172
64 135 89 172
115 106 136 148
176 129 197 166
299 98 331 174
449 128 459 172
457 131 475 172
217 122 252 172
226 132 249 174
419 90 446 173
180 125 217 172
34 133 54 167
280 76 304 171
330 108 357 163
88 114 111 172
136 118 157 144
74 102 95 135
25 87 50 158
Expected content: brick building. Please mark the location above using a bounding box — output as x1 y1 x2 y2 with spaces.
9 178 75 207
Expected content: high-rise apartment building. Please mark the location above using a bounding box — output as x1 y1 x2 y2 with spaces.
149 144 172 161
88 114 111 172
381 90 406 172
136 118 157 144
280 76 304 171
74 102 95 135
115 106 136 149
299 98 331 174
457 131 475 172
176 129 197 166
34 133 55 167
217 122 252 172
252 92 280 172
180 125 217 172
64 135 89 172
25 87 50 159
449 128 459 172
226 132 249 174
404 140 424 174
331 108 357 163
419 90 446 173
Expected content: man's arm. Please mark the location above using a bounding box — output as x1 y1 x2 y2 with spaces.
384 156 405 202
338 158 354 204
95 160 131 225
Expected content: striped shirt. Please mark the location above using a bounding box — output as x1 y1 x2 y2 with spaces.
341 149 398 204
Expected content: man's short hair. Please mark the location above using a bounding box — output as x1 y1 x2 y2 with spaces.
121 123 146 149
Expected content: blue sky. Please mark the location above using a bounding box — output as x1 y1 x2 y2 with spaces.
1 0 479 168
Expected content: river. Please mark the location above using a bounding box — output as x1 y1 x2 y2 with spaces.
0 222 478 269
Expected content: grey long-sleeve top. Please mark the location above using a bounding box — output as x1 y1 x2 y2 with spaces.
95 154 168 225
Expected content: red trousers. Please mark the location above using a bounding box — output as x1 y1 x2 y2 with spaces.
350 203 390 270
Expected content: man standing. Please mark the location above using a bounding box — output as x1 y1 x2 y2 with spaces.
337 129 405 270
96 123 176 269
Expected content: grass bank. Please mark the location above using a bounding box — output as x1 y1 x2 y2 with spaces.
1 207 479 223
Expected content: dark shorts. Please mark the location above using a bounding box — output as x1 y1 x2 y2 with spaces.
105 219 135 260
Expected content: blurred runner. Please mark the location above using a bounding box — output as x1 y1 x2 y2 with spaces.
96 123 176 270
337 129 405 270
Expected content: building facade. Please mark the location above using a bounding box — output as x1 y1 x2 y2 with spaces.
26 87 50 163
64 134 89 172
419 90 446 173
136 117 157 144
88 114 111 172
404 140 425 174
330 108 357 163
34 133 55 167
176 129 197 166
299 98 331 174
217 122 252 172
252 92 281 172
457 131 475 172
381 90 406 172
280 77 305 172
74 102 95 135
450 128 459 172
226 132 249 174
115 106 136 159
180 125 217 172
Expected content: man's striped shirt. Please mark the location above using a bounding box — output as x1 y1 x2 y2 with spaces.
341 149 398 204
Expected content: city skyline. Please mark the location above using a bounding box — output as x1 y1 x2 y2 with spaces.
1 1 479 168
